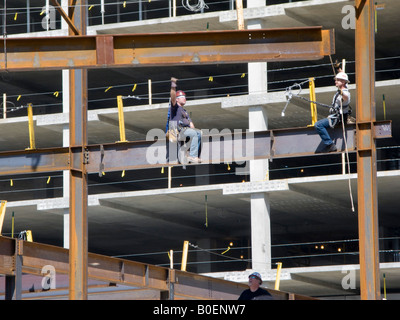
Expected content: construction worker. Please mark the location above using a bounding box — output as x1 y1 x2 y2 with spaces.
238 272 272 300
169 77 202 163
315 71 351 152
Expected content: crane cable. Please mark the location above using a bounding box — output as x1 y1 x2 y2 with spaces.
339 97 355 212
281 80 332 117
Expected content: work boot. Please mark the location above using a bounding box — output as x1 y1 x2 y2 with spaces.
327 143 337 152
187 156 201 163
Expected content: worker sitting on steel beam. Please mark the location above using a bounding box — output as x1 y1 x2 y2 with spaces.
315 71 351 152
169 77 202 163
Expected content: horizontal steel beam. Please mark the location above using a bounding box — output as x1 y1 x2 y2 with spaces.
0 27 334 71
0 236 314 300
0 121 391 176
0 147 70 175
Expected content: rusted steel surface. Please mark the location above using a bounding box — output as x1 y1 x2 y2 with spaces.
355 0 381 300
68 1 89 301
19 240 69 276
0 27 334 71
0 121 391 176
0 237 15 275
96 36 115 66
0 21 334 300
0 147 70 175
0 236 316 300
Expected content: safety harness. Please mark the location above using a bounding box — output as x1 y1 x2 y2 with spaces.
327 89 352 128
282 80 353 126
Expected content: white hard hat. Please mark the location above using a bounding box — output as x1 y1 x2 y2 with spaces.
249 272 262 284
335 72 349 83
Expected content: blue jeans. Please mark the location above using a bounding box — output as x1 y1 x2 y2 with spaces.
315 118 333 146
182 128 202 157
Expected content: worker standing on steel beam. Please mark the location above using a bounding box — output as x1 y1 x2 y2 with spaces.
169 77 202 163
315 71 351 152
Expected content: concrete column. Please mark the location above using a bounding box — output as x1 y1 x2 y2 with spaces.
249 106 271 271
247 8 268 183
63 208 69 249
62 0 70 249
249 106 268 181
250 193 271 270
247 0 271 272
62 70 70 249
247 1 268 95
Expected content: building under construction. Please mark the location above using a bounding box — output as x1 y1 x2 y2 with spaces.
0 0 399 300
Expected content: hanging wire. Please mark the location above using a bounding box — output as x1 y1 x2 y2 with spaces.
281 78 333 116
1 147 399 197
0 100 15 112
188 242 240 261
339 97 356 212
1 56 399 113
115 236 400 268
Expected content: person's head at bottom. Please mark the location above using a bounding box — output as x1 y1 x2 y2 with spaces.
248 272 262 291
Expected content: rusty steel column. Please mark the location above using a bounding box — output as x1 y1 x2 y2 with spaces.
69 0 88 300
355 0 381 300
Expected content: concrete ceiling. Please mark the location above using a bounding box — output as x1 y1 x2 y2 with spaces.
0 0 400 298
2 0 398 117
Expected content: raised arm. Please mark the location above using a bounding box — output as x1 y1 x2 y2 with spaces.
170 77 178 105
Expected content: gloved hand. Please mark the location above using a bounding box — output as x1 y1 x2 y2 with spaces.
179 119 190 127
329 107 339 115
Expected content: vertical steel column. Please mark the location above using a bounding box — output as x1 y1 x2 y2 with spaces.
355 0 381 300
5 240 22 300
68 0 88 300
